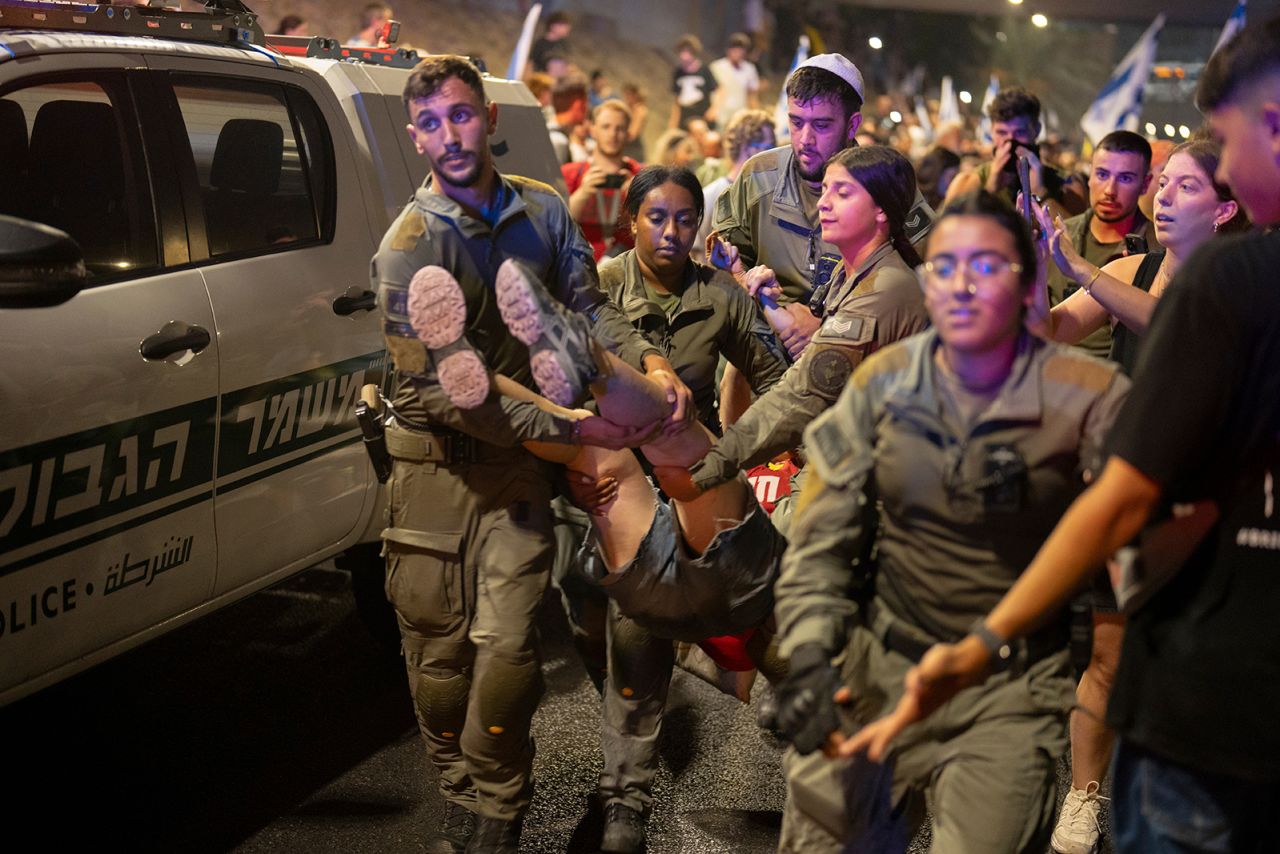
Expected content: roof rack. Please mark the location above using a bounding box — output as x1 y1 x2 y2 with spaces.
263 34 421 69
0 0 265 48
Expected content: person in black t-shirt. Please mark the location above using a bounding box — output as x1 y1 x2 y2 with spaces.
838 15 1280 853
1025 136 1247 854
668 34 719 132
527 11 572 76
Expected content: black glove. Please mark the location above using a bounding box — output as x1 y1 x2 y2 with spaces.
776 643 843 754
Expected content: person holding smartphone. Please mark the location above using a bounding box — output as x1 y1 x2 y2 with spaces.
564 100 644 260
945 87 1072 216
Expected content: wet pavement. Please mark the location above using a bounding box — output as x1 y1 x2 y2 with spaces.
3 565 1109 852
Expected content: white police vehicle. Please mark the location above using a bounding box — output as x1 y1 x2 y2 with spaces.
0 0 564 704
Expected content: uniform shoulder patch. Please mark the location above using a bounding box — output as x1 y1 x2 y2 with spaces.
507 174 560 199
1043 350 1118 393
385 335 428 376
391 211 427 252
806 413 853 476
816 312 874 344
851 342 912 392
807 346 855 399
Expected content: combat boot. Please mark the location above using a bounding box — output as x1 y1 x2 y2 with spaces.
600 802 646 853
464 815 522 853
425 801 477 853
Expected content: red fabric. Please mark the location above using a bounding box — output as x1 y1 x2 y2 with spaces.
697 628 757 672
561 157 641 261
745 455 800 515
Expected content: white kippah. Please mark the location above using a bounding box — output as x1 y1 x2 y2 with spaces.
789 53 865 101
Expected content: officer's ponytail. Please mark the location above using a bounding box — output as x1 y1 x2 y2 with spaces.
825 146 921 268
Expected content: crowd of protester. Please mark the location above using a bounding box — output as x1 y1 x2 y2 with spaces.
273 3 1280 852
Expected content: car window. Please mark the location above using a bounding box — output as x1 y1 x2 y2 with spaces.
171 77 332 258
0 75 158 280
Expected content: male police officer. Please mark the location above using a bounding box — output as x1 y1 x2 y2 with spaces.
689 55 932 497
373 55 686 854
707 54 932 356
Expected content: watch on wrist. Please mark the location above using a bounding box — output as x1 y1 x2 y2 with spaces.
969 619 1014 672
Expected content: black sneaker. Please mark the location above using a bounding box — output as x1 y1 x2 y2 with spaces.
600 802 646 853
426 801 477 854
494 258 599 407
755 684 781 733
464 815 522 854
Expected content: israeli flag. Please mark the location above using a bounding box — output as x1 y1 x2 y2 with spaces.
1080 14 1165 145
506 3 542 81
775 35 810 143
1213 0 1247 57
978 74 999 144
938 76 961 126
915 95 934 141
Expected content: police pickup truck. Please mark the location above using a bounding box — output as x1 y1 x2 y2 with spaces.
0 0 564 705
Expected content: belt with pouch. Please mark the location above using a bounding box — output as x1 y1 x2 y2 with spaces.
865 598 1064 675
386 422 477 465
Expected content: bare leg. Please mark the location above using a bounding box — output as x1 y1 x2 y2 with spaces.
1070 614 1124 787
643 422 751 555
495 376 751 562
718 362 754 428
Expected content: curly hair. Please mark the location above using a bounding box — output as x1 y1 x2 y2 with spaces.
722 109 775 163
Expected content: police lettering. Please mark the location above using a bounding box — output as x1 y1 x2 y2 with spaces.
0 578 77 638
235 370 362 455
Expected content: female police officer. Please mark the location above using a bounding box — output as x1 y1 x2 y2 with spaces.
771 191 1131 853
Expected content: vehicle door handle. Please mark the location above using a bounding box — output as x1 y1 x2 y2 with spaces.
333 288 377 316
140 321 211 361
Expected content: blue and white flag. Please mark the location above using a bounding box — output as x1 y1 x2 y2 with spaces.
938 76 961 126
1080 14 1165 145
978 74 999 144
1212 0 1247 57
506 3 542 81
775 35 810 143
914 95 934 141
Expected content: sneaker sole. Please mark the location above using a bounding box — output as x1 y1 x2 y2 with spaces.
494 259 590 407
406 266 489 409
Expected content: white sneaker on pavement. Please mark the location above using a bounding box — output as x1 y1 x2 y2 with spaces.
1051 780 1108 854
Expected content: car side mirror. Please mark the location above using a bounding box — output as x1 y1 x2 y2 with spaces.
0 215 88 309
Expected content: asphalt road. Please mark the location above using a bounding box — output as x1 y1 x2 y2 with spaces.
2 565 1110 853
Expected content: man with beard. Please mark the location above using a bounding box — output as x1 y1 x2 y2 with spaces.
373 55 690 854
1046 130 1153 359
707 54 933 358
564 100 643 260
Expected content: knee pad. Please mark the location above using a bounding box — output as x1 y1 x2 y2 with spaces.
472 656 543 747
610 617 673 701
414 672 471 740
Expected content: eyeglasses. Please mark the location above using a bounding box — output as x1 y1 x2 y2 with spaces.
920 252 1024 285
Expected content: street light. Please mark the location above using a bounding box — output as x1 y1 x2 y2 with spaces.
868 36 883 50
1031 13 1049 28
